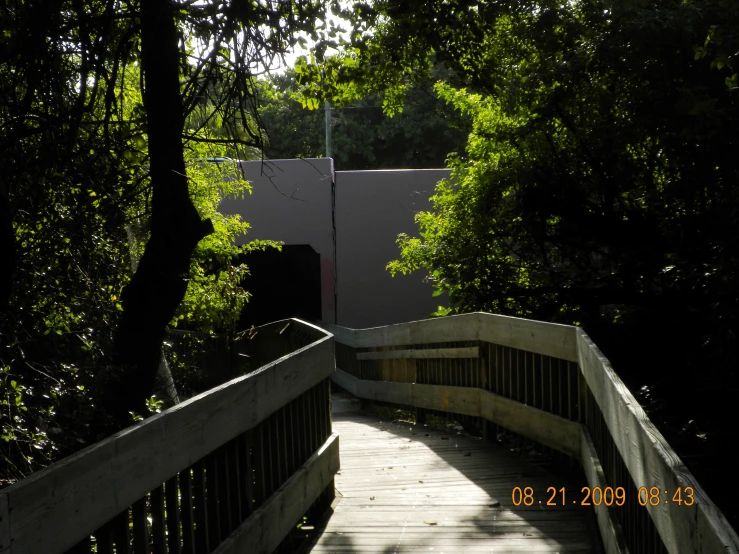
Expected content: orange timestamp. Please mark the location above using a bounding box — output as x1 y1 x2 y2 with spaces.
511 486 696 507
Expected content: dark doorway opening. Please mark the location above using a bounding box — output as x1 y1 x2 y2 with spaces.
237 244 322 329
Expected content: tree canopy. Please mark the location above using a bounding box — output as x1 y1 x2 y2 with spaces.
255 67 469 169
2 0 738 530
296 0 739 528
0 0 323 481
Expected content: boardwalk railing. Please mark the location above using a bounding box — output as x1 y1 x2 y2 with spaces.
164 320 326 396
164 329 237 396
0 319 338 554
323 312 739 554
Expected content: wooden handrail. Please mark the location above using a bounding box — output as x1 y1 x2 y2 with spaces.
576 329 739 554
0 319 338 554
327 312 578 360
321 313 739 554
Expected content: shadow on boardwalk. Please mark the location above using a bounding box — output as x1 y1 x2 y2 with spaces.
306 391 603 553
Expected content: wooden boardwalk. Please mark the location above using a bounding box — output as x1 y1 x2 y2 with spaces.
308 393 601 553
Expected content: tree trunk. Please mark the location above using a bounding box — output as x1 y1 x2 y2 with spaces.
108 0 212 426
156 351 180 407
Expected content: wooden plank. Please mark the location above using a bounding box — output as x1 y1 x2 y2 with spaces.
476 313 577 362
1 327 334 554
412 384 480 417
333 368 580 457
324 313 578 362
357 347 480 360
331 366 359 396
317 323 356 346
579 427 629 554
213 433 340 554
479 390 581 458
361 380 413 405
576 329 739 554
321 405 599 553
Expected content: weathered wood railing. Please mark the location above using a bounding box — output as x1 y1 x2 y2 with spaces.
165 320 324 396
0 319 338 554
165 329 237 395
323 313 739 554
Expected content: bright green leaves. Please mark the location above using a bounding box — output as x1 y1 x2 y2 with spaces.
302 97 322 110
294 53 368 111
381 83 407 117
380 0 739 353
163 149 280 334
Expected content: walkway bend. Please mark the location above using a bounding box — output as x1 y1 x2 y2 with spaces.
308 393 601 553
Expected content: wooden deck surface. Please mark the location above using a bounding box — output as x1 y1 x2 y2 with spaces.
307 393 601 553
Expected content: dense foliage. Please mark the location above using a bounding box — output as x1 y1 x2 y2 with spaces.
0 0 320 483
3 0 738 532
256 68 468 169
297 0 739 527
380 0 739 412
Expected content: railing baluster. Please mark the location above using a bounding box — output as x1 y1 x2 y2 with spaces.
193 460 210 552
113 509 132 554
179 468 196 554
523 349 528 406
95 521 114 554
548 356 553 414
227 439 242 530
165 475 182 554
242 431 254 517
306 384 315 453
276 409 286 487
150 485 166 554
216 446 232 539
131 496 149 554
205 451 221 545
269 416 279 493
258 420 271 501
11 320 338 554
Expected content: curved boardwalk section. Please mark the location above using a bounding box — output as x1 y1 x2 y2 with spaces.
309 395 600 553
